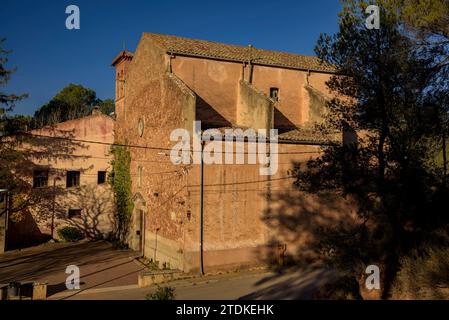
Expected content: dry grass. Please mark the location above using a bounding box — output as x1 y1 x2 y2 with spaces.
391 247 449 300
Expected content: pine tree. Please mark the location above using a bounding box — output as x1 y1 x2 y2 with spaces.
292 0 447 298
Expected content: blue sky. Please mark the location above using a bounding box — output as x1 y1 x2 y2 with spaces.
1 0 341 115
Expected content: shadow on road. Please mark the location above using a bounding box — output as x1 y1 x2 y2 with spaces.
0 241 142 291
239 268 338 300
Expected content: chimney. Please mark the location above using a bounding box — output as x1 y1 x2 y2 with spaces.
248 44 254 84
91 106 102 116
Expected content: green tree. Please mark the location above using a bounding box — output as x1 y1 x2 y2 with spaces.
0 39 75 230
0 38 28 135
97 98 115 116
0 39 27 116
32 84 96 127
1 114 32 135
291 0 446 298
0 39 37 220
32 84 115 127
400 0 449 39
398 0 449 182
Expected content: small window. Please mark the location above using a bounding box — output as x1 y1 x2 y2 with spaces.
66 171 80 188
270 88 279 102
33 170 49 188
68 209 82 219
97 171 106 184
137 166 143 188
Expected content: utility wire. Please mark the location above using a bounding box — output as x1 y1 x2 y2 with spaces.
20 132 327 156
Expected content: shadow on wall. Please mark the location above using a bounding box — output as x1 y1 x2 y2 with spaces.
4 130 86 249
4 129 115 249
7 209 51 250
55 184 115 240
256 161 358 268
10 184 115 248
61 185 114 240
274 107 296 133
305 85 327 124
196 94 232 129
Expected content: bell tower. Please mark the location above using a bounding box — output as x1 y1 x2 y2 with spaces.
111 50 133 120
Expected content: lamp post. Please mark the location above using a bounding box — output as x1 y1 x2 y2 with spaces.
0 189 9 253
199 139 205 276
51 176 61 239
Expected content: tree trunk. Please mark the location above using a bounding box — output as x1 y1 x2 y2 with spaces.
443 129 447 185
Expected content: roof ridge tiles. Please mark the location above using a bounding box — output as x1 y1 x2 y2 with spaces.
143 33 335 73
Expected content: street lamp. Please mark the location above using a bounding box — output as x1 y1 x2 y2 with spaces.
51 176 61 239
0 189 9 253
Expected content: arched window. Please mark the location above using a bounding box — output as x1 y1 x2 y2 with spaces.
138 118 144 137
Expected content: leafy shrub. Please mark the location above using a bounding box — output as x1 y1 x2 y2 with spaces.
57 226 83 242
313 275 362 300
111 240 129 250
105 232 129 249
139 258 160 270
145 286 176 300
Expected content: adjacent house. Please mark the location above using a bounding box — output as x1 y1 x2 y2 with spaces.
112 33 355 272
5 110 116 249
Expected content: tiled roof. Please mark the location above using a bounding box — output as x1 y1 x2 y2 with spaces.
205 127 339 145
111 50 134 66
278 128 339 145
143 33 335 73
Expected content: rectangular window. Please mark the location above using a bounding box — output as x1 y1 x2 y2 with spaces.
270 88 279 102
66 171 80 188
137 166 143 188
97 171 106 184
68 209 82 219
33 170 49 188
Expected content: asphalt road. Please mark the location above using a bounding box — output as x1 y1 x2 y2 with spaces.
50 268 336 300
0 241 146 297
1 241 334 300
